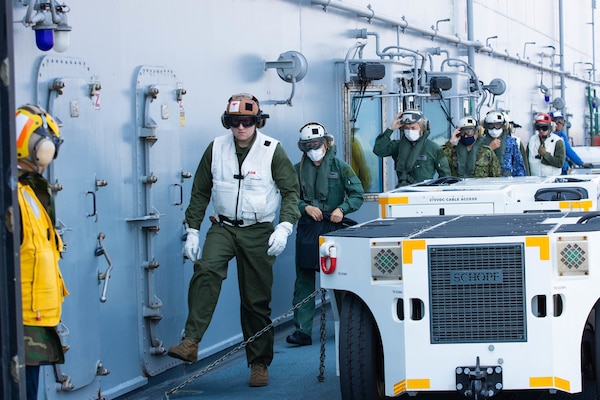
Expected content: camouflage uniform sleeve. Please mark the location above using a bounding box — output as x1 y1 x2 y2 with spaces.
473 146 501 178
435 147 451 177
489 147 502 177
510 139 526 176
440 142 457 176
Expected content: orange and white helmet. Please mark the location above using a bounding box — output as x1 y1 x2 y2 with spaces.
534 113 552 125
534 113 554 133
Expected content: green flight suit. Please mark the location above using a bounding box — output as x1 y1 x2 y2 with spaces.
373 128 450 187
292 145 364 336
184 134 300 367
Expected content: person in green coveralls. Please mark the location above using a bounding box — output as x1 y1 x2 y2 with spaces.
373 110 450 187
168 93 300 388
286 122 364 347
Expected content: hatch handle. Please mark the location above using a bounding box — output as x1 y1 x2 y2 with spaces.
95 232 114 302
86 191 98 222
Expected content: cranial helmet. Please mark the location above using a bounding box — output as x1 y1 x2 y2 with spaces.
549 111 565 121
483 111 505 129
298 122 334 152
535 113 552 125
457 115 477 130
534 113 555 133
15 104 62 169
399 110 429 132
221 93 269 129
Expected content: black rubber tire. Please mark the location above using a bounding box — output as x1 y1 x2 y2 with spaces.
339 294 385 400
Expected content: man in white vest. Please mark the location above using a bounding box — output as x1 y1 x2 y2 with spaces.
527 113 566 176
167 93 300 388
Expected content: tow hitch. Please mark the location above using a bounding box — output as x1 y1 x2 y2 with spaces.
455 356 503 399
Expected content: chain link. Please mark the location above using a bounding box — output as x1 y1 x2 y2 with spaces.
165 288 327 398
318 288 327 382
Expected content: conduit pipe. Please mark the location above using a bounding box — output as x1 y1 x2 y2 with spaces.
311 0 597 85
558 0 566 114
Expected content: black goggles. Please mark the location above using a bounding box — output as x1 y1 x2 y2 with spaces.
399 111 422 124
225 114 259 128
298 138 324 152
459 127 476 136
535 124 549 132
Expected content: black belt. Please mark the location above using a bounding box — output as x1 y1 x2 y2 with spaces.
218 215 244 226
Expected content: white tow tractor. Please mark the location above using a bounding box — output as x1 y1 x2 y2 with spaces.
378 174 600 219
320 175 600 399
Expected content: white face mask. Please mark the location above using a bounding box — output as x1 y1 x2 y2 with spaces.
489 128 503 138
404 129 421 142
307 147 325 162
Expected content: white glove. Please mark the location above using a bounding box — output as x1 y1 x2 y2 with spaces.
267 221 293 256
184 228 201 262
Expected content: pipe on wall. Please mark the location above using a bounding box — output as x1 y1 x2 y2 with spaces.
311 0 598 86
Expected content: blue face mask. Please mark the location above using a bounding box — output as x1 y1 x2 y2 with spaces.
460 135 476 146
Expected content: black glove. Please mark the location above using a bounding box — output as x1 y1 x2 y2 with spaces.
582 162 594 169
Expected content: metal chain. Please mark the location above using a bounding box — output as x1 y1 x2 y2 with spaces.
317 288 327 382
165 288 327 398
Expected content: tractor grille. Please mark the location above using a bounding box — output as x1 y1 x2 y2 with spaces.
428 243 526 344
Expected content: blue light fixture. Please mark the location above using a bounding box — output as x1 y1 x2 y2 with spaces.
34 24 55 51
21 1 72 52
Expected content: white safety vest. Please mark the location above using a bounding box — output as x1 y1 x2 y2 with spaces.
211 131 280 226
528 133 563 176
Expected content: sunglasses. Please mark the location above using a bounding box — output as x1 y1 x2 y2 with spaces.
298 138 324 152
225 115 258 128
535 124 549 132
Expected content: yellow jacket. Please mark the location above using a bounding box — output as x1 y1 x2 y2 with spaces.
18 182 68 326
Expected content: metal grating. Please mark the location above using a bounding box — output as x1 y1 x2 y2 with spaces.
557 238 589 276
428 243 526 344
371 247 402 279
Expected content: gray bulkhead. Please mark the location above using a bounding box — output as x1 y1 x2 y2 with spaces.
7 0 599 398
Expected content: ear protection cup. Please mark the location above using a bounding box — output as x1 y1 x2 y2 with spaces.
33 137 56 168
221 113 230 129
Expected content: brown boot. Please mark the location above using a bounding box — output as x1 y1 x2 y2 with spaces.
167 338 198 363
249 363 268 387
